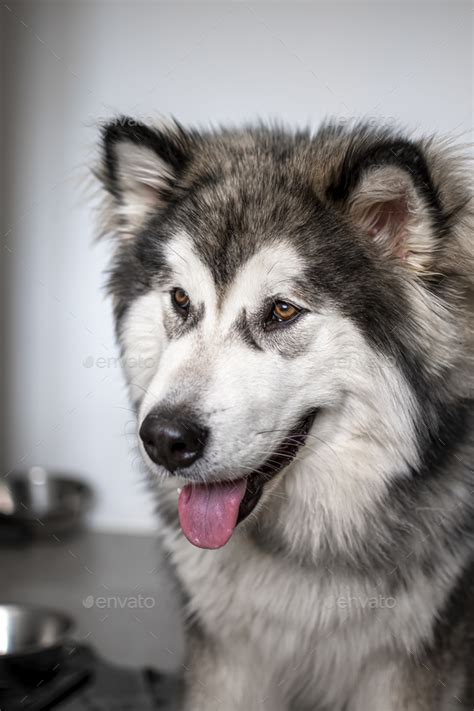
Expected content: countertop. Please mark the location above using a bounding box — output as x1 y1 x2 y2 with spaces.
0 530 185 673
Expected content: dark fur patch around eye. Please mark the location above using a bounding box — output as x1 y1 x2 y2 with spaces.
232 310 262 351
232 309 309 358
164 301 205 340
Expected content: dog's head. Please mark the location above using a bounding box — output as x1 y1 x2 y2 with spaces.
97 118 472 550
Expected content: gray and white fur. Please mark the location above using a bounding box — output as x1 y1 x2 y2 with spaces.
95 117 474 710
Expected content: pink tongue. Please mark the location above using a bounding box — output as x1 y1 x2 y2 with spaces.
178 479 247 549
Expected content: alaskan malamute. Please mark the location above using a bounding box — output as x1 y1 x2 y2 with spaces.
96 118 473 710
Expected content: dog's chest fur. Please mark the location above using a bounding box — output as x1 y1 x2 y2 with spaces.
158 474 450 710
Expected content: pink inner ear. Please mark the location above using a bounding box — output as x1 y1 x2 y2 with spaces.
366 197 409 259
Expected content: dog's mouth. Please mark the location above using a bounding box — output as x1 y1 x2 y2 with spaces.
177 410 317 550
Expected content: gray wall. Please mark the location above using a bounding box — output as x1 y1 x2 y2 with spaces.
1 1 472 531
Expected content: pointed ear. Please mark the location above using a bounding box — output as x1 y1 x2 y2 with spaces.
326 138 446 273
98 116 191 238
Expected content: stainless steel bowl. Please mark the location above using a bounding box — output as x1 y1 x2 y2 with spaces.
0 467 93 540
0 604 74 683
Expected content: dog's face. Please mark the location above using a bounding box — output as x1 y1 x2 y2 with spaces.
98 119 468 550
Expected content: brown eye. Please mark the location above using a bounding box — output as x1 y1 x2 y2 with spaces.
172 288 190 314
267 300 301 326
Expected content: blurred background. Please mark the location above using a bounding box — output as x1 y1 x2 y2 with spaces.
0 0 471 704
1 0 472 531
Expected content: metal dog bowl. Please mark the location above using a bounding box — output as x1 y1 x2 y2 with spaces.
0 604 74 684
0 467 93 541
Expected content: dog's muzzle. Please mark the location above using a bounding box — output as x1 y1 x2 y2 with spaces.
140 406 318 551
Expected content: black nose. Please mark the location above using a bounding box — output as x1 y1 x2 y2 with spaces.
139 409 208 472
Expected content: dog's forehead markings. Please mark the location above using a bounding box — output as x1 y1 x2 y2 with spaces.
165 232 304 329
164 231 218 311
220 242 304 324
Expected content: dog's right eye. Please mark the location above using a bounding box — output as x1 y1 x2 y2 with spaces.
171 288 190 315
264 300 302 329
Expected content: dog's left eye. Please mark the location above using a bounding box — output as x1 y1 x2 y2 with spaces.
171 288 190 315
266 300 301 327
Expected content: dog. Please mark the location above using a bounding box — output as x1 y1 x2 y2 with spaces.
95 117 473 710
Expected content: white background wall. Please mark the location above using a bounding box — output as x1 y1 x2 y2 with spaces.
1 1 472 531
